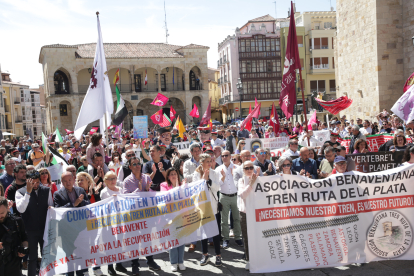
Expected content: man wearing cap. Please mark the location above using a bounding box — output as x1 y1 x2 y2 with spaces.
331 156 348 174
211 132 225 149
30 143 44 167
158 126 177 150
325 132 341 148
171 128 181 143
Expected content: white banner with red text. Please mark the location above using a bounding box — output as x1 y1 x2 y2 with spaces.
246 164 414 273
39 180 218 276
245 137 289 153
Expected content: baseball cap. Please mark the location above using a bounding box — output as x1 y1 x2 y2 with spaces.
334 156 347 163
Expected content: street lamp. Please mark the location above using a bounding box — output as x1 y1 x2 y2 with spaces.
236 78 243 121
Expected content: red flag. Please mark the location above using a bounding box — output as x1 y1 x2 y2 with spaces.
65 129 74 134
279 1 301 119
269 102 280 134
255 97 261 116
89 127 99 135
150 110 163 124
200 98 212 126
145 70 148 85
189 103 199 118
170 106 176 120
404 71 414 93
151 93 168 106
308 110 317 131
159 114 172 127
314 96 353 115
245 104 252 131
240 103 261 131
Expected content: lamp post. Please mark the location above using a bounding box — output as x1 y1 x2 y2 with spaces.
236 78 243 121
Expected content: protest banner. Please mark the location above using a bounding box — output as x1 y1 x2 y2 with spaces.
338 134 412 153
108 162 122 176
133 116 148 139
246 164 414 273
173 141 190 155
40 180 218 276
346 151 405 173
245 137 289 152
298 130 331 148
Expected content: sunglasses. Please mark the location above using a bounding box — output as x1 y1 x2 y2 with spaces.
221 154 229 158
291 143 298 145
127 154 135 157
231 158 236 161
282 164 291 168
240 143 245 145
40 171 49 176
259 152 266 155
131 163 140 167
243 166 254 170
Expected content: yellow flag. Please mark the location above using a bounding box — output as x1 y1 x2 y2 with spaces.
174 115 180 129
113 69 120 85
178 118 186 139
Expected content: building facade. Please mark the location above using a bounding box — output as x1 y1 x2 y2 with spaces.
38 43 209 133
295 11 337 112
218 15 282 123
208 68 222 122
0 66 5 134
1 72 25 136
335 0 414 120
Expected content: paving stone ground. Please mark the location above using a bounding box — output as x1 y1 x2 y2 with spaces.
23 238 414 276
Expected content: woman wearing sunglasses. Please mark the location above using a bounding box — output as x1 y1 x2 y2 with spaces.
235 140 245 154
38 168 58 196
237 160 260 270
277 156 296 175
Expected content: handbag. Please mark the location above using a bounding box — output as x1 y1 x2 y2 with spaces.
207 179 222 212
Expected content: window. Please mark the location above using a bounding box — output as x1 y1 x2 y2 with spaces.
332 37 334 49
300 58 304 70
238 37 280 53
60 104 68 116
324 22 332 29
297 36 303 47
54 70 70 94
330 80 336 92
333 57 335 69
311 57 329 69
310 38 329 49
310 80 325 93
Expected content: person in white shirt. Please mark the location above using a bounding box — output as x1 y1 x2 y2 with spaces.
213 146 223 166
61 145 71 162
282 139 300 157
211 132 225 148
299 130 319 147
215 150 243 249
360 120 373 136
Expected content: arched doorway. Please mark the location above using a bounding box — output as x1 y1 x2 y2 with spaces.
190 66 202 90
192 96 201 124
59 100 73 130
54 70 70 94
137 99 161 127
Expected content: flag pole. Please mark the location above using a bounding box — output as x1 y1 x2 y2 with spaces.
298 69 307 125
97 11 110 155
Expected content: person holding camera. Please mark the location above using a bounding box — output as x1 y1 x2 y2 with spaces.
0 196 28 275
16 170 53 276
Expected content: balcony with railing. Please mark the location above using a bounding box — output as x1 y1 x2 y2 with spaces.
14 97 20 104
219 77 223 86
224 75 228 83
15 116 22 123
6 122 12 129
223 55 228 63
240 72 282 79
219 98 225 105
4 105 10 113
241 93 280 101
239 51 281 59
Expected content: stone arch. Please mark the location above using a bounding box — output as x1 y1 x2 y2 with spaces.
134 67 159 92
54 68 72 94
160 66 185 91
169 97 185 125
137 98 160 127
190 66 202 90
112 100 134 130
77 68 90 93
59 100 73 130
192 96 202 123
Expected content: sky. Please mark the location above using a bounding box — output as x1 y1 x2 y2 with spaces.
0 0 336 87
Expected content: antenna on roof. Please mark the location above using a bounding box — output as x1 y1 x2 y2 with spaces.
164 0 169 44
273 1 277 19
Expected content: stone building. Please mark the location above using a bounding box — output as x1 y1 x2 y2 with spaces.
0 66 5 134
335 0 414 120
38 43 209 133
218 15 282 123
208 67 221 122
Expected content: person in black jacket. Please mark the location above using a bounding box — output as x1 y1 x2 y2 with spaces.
5 164 27 215
16 170 53 276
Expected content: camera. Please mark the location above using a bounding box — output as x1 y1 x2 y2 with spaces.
16 246 29 256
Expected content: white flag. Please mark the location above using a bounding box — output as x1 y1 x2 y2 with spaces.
74 15 113 140
391 85 414 123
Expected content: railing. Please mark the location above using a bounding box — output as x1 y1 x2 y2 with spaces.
219 77 223 85
55 90 70 95
224 95 230 103
4 105 10 112
310 64 329 69
220 58 223 66
241 93 280 101
239 51 281 59
321 45 329 49
240 72 282 79
15 116 22 123
23 116 31 121
219 98 225 105
218 79 221 85
217 60 220 68
14 97 20 104
224 75 228 83
165 83 183 91
330 88 336 92
224 55 227 63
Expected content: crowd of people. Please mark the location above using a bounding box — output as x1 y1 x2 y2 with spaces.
0 108 413 276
